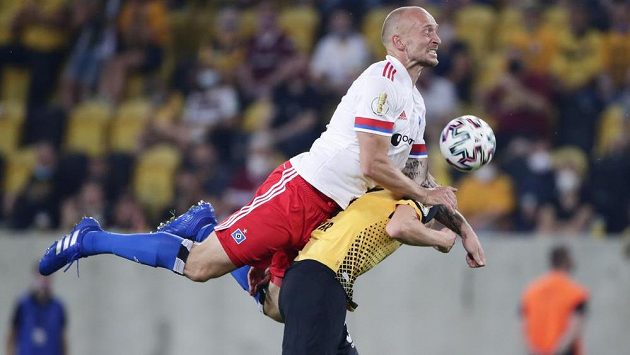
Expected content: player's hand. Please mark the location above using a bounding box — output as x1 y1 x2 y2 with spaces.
434 228 456 253
423 186 458 212
462 234 486 268
247 267 271 296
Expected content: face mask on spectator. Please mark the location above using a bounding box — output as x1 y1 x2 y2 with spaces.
247 154 272 179
527 151 552 173
555 169 580 193
197 69 220 89
474 165 497 183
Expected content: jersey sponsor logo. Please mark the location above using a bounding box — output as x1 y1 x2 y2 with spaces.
370 92 389 116
391 133 415 146
231 228 247 244
382 62 396 81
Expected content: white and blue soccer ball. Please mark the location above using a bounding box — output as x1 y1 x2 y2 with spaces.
439 115 496 172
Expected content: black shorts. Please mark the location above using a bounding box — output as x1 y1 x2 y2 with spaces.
279 260 358 355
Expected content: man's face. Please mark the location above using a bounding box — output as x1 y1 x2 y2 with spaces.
401 12 441 67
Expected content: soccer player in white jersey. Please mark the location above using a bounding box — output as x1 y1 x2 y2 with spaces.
39 7 458 320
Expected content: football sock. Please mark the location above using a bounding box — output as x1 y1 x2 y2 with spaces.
231 265 266 306
81 231 193 274
231 265 251 291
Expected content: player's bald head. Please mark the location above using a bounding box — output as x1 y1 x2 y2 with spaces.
381 6 432 50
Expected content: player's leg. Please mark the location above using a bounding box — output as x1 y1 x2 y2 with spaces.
39 217 196 275
39 216 235 281
279 260 347 355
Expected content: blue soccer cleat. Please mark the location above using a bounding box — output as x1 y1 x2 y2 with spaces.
39 217 102 276
157 201 217 242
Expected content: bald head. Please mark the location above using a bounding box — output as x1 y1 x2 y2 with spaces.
381 6 432 50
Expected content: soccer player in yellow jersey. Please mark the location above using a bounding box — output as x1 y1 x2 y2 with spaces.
254 187 485 354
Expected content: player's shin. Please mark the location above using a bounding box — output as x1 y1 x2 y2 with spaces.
81 230 193 274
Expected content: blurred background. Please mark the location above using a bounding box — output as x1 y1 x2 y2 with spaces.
0 0 628 354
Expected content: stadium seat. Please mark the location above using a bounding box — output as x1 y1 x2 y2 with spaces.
595 104 624 156
279 5 319 54
1 67 29 105
543 5 569 34
64 100 112 157
3 147 36 195
493 7 524 50
362 7 391 59
132 144 181 218
454 4 497 65
241 98 273 133
0 101 25 155
109 98 152 153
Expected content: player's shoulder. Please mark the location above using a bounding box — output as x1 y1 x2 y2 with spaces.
360 59 401 88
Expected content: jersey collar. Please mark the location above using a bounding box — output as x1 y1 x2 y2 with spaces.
385 55 413 89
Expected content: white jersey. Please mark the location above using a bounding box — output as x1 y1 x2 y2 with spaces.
291 55 428 209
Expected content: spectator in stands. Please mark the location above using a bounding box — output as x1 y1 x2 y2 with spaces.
7 142 60 230
110 192 149 232
590 134 630 234
181 61 239 143
505 3 558 75
537 147 593 235
502 138 556 233
60 180 108 230
237 1 298 99
310 8 369 97
551 3 604 153
521 245 589 355
456 162 516 231
98 0 169 104
417 68 458 133
0 0 71 108
223 132 281 214
484 56 554 151
441 41 474 104
6 266 67 355
197 6 244 82
268 60 322 158
60 0 119 110
182 142 232 201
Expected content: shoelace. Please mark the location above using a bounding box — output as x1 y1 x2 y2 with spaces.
63 251 81 277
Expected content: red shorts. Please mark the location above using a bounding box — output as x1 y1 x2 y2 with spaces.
215 162 339 281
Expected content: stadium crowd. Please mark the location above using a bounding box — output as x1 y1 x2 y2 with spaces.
0 0 628 236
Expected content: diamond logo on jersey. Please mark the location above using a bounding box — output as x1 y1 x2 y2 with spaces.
231 228 247 244
398 111 407 120
370 92 389 116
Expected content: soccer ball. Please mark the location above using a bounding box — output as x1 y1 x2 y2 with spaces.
439 115 496 172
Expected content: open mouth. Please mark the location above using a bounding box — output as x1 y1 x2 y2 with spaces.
429 48 438 55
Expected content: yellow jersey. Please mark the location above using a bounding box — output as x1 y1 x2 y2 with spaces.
295 189 426 310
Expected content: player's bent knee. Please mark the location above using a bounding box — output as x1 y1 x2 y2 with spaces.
184 238 235 282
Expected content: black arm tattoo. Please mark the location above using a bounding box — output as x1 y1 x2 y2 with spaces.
402 158 430 185
402 158 420 180
433 204 464 235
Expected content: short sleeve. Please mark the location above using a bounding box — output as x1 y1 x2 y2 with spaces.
409 141 428 159
353 77 399 136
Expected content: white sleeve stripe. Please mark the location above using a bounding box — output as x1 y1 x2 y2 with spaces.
353 127 392 137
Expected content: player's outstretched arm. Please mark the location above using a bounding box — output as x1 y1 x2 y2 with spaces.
433 205 486 268
357 132 458 212
386 204 456 252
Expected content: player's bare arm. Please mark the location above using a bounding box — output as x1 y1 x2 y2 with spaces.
385 204 456 252
357 132 457 211
433 205 486 267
